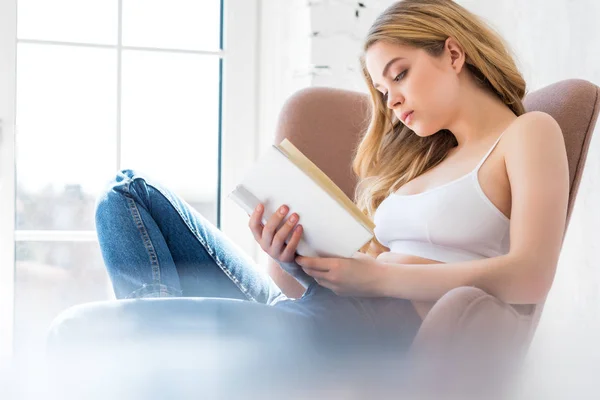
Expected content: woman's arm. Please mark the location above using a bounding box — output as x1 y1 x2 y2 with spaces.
377 254 539 304
378 112 569 305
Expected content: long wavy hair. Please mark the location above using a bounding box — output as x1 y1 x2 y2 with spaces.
354 0 526 253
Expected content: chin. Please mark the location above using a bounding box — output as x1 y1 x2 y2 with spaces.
409 125 437 138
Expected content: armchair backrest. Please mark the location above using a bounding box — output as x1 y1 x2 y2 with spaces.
273 87 371 200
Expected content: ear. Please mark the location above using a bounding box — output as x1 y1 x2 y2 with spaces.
444 37 466 74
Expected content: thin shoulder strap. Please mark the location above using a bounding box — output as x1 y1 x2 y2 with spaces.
474 132 505 171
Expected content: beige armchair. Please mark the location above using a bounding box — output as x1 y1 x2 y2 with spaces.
269 79 600 397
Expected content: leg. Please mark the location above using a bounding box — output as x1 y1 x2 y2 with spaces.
95 169 286 305
275 283 421 348
274 282 422 390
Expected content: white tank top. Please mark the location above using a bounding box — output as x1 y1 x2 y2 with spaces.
373 133 510 263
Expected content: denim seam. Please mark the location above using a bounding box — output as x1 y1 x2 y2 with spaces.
147 182 258 303
123 181 162 286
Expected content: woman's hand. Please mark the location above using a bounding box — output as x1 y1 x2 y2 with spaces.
249 203 303 264
295 251 385 297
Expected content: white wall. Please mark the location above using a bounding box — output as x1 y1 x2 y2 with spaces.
309 0 383 91
257 0 312 152
258 0 600 396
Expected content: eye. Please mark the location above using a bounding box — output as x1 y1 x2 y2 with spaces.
393 69 408 82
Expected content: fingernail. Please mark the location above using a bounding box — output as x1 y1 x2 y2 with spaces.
279 206 288 215
256 204 262 212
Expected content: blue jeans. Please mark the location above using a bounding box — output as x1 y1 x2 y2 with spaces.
95 169 421 366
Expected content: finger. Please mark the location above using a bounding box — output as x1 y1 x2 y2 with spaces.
302 267 328 279
248 203 264 240
296 257 330 272
261 204 289 246
273 212 300 255
279 223 303 261
248 203 264 231
314 278 334 292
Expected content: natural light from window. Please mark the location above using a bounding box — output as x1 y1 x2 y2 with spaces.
13 0 223 359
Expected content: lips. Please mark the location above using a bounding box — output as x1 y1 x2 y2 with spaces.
401 110 414 123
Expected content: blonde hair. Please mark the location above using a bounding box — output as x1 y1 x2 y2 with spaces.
354 0 526 253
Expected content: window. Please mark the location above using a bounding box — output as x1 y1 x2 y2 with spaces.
0 0 260 362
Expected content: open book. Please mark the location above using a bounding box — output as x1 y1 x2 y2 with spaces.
227 138 375 287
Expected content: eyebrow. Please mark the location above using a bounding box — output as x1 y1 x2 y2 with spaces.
372 57 405 89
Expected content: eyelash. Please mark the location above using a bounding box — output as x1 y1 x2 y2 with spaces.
381 69 408 102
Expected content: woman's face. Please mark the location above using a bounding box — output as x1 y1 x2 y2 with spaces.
364 39 462 137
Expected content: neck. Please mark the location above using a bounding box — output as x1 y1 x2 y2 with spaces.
446 83 518 149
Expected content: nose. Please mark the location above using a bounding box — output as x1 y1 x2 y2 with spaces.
386 89 404 109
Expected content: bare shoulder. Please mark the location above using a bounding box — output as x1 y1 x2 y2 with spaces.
500 110 565 166
503 111 563 146
502 109 569 194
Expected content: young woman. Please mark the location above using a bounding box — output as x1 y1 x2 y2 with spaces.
95 0 568 375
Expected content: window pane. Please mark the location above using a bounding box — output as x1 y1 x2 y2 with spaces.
121 50 220 225
16 43 117 230
17 0 118 45
14 241 112 359
122 0 221 51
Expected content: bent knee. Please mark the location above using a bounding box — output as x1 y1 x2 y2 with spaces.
94 169 140 219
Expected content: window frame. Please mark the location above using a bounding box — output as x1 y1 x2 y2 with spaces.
0 0 260 362
0 0 17 367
